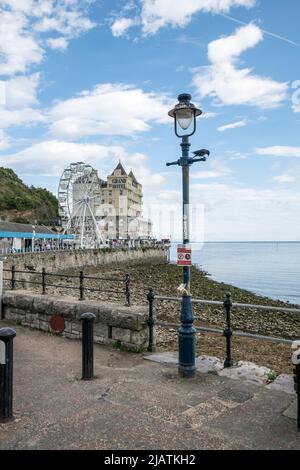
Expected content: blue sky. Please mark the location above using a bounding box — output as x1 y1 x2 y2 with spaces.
0 0 300 241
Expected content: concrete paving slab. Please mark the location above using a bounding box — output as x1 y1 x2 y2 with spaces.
283 399 297 420
144 351 178 364
266 374 296 395
219 361 272 386
202 388 299 450
144 351 224 373
195 355 224 373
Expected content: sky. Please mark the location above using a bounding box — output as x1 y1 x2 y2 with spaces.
0 0 300 241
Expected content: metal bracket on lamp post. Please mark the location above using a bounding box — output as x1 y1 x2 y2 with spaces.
166 149 210 167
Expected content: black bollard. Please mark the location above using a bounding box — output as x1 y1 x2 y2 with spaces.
80 312 96 380
292 342 300 431
147 288 156 353
42 268 46 295
79 271 84 301
125 274 131 306
11 266 16 291
223 293 233 368
0 328 17 422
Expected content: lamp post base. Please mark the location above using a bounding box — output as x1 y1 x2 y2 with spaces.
178 363 196 379
178 295 196 379
224 358 233 368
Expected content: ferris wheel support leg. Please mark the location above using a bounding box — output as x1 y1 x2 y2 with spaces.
87 202 105 246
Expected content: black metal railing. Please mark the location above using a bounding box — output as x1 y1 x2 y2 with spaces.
146 290 300 363
0 243 168 256
3 266 131 305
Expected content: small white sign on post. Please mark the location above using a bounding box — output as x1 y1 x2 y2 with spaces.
0 340 5 365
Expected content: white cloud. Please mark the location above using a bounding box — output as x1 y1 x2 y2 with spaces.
0 107 45 128
0 74 44 128
189 182 300 241
0 78 172 136
3 73 40 108
0 130 11 150
192 24 288 109
256 146 300 158
0 1 35 14
292 81 300 113
0 140 127 176
33 2 95 37
48 83 172 138
146 180 300 240
0 82 5 105
0 1 96 76
0 140 165 189
218 119 247 132
111 18 137 37
112 0 256 37
191 170 225 179
202 111 218 118
0 9 44 75
46 37 68 51
273 174 296 183
191 159 232 179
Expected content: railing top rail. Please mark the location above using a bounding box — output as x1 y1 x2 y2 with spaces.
45 273 79 279
154 295 300 314
9 269 43 275
154 320 295 345
83 275 125 282
154 295 182 302
231 301 300 315
3 269 127 283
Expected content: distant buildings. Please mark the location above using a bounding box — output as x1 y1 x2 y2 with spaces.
72 162 152 244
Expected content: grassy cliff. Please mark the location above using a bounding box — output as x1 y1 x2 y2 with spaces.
0 167 59 225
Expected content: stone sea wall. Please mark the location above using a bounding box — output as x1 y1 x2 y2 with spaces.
3 247 167 273
2 291 149 349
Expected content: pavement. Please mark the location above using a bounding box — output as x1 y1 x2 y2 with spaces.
0 321 299 450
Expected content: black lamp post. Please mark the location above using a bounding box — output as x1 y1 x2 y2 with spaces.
167 93 210 378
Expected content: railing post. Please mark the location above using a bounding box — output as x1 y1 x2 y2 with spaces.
125 274 130 306
292 341 300 431
80 313 96 380
147 288 156 353
0 328 17 422
11 266 15 291
79 271 84 301
42 268 46 295
223 292 233 368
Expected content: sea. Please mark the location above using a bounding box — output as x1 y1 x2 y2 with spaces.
169 242 300 305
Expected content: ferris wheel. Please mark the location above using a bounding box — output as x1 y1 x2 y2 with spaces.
58 162 105 248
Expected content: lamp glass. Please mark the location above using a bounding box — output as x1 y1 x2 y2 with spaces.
175 108 194 130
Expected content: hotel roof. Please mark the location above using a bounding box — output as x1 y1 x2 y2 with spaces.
111 162 127 176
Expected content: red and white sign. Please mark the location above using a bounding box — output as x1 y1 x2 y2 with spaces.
177 244 192 266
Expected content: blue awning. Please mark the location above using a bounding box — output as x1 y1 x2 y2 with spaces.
0 231 75 240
